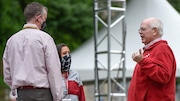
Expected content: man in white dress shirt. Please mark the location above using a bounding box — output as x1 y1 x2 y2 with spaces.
3 2 63 101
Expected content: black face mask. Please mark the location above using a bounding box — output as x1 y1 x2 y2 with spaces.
41 21 46 31
61 54 71 72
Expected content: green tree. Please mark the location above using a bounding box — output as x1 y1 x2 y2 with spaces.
0 0 180 100
0 1 93 100
0 0 24 57
168 0 180 13
0 0 94 57
46 0 94 50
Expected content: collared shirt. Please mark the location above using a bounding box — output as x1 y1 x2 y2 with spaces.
3 23 63 101
128 40 176 101
143 37 162 50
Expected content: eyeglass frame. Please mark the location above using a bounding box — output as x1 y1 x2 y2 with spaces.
138 27 156 32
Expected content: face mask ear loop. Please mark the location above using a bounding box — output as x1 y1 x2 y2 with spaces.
41 21 46 31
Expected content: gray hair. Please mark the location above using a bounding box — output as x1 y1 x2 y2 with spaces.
24 2 48 22
149 18 164 36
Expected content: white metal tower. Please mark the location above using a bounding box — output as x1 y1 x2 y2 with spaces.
93 0 127 101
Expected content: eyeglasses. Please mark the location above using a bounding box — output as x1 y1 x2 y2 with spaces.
138 27 149 32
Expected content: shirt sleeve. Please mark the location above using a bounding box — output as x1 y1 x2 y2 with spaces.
3 43 12 88
139 49 175 84
78 85 86 101
45 38 63 101
78 73 86 101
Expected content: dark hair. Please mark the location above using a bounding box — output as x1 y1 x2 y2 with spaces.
56 43 68 62
24 2 47 22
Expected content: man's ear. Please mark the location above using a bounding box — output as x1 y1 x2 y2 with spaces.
153 28 158 35
36 15 42 22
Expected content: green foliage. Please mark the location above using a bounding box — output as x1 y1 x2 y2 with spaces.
0 0 94 57
168 0 180 13
46 0 94 50
0 0 94 99
0 0 24 57
0 0 180 99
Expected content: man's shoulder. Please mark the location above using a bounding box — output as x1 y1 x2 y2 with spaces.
31 30 53 41
36 30 51 36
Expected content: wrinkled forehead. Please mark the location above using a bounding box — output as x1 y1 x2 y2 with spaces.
141 17 157 27
140 19 151 28
141 18 153 27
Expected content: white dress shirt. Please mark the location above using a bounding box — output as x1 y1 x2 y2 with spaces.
3 23 63 101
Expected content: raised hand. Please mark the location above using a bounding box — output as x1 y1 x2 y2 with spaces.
132 49 144 63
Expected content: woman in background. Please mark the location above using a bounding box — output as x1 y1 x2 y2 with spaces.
57 43 86 101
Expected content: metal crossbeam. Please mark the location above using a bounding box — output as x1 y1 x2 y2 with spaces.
93 0 126 101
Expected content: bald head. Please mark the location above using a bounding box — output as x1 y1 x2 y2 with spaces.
139 17 164 45
142 17 164 36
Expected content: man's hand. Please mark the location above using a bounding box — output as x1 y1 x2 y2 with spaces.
132 49 144 63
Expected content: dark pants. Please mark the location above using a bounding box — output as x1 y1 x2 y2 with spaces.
17 88 53 101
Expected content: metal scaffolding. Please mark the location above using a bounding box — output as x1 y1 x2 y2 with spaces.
93 0 126 101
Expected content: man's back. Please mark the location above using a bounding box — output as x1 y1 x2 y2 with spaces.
3 24 63 101
4 26 51 88
3 2 63 101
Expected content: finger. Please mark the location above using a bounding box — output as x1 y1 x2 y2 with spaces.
139 49 142 55
132 52 136 58
132 53 135 58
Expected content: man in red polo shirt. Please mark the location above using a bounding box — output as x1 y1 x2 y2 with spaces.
127 17 176 101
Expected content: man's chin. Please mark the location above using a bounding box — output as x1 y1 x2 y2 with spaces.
142 41 146 45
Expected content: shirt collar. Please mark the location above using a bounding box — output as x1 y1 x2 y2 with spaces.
143 37 162 50
23 23 39 29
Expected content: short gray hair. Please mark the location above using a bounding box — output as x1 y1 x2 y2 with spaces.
149 18 164 36
24 2 48 22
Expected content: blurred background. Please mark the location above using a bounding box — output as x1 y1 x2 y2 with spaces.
0 0 180 101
